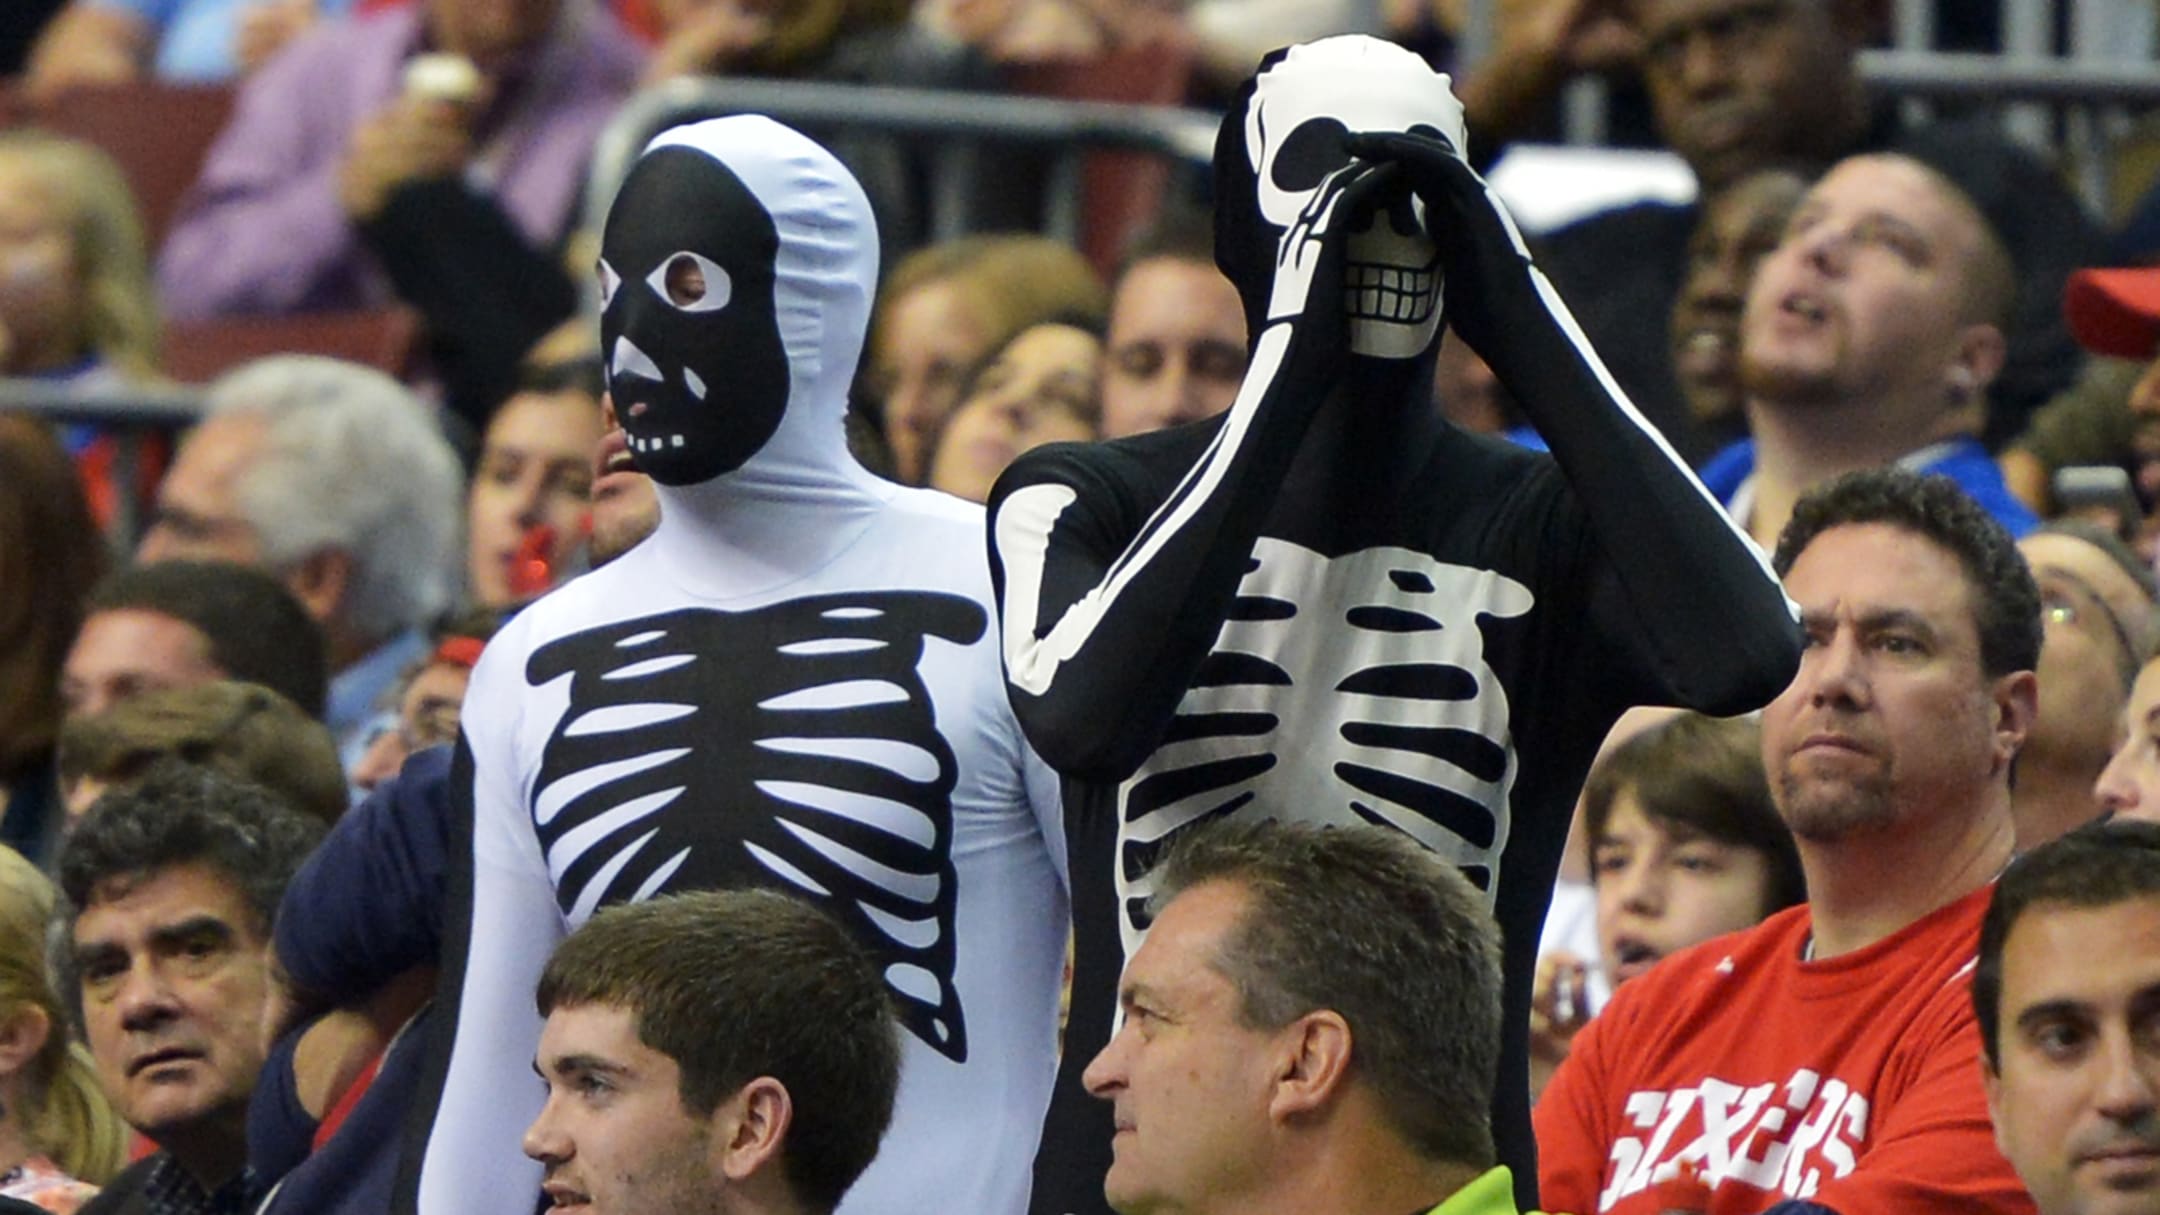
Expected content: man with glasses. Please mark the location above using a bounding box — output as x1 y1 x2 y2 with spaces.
2015 523 2157 845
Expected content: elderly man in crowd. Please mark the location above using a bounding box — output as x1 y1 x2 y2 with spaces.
137 355 462 769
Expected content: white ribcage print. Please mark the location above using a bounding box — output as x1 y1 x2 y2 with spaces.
1114 538 1534 959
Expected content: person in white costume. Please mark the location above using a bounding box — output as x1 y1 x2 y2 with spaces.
398 115 1069 1215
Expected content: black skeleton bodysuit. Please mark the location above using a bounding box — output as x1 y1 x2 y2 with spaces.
404 118 1068 1215
986 39 1802 1214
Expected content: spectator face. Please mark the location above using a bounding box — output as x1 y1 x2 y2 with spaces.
0 152 83 376
2098 661 2160 824
1100 257 1247 439
873 280 994 485
71 862 276 1146
60 609 222 719
589 394 661 568
1592 788 1778 986
1739 156 1988 414
1762 522 2023 843
524 1002 724 1215
468 388 602 608
428 0 564 65
1671 169 1806 426
2020 534 2150 835
1985 895 2160 1215
927 323 1101 505
350 658 472 792
1632 0 1862 191
1082 880 1279 1213
138 413 266 567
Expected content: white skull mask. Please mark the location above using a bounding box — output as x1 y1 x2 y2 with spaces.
1244 36 1467 359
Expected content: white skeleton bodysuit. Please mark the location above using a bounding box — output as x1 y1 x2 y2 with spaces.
986 40 1802 1214
403 117 1068 1215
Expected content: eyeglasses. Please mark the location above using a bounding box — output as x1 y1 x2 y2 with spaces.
2039 578 2139 671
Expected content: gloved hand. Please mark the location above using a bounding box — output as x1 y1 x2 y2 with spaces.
1345 128 1546 363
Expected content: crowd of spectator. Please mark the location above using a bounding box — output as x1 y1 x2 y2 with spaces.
10 2 2160 1215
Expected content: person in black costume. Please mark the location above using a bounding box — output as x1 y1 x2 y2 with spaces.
984 35 1802 1215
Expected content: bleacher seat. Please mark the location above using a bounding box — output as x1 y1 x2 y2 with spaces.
163 308 421 385
26 80 235 248
1006 40 1198 276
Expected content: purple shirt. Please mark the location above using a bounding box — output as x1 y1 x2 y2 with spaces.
157 1 643 319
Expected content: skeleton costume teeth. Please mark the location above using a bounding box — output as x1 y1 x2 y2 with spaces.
1240 36 1463 360
988 35 1800 1215
415 116 1067 1215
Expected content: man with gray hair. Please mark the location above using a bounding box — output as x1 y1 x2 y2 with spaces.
1082 818 1525 1215
138 355 462 766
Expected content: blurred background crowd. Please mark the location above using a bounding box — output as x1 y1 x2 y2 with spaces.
8 0 2160 1209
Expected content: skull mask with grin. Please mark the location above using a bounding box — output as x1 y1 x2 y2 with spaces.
1226 36 1468 360
599 145 792 485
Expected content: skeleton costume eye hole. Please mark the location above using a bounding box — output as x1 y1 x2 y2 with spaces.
647 251 733 313
1272 117 1351 194
597 258 621 310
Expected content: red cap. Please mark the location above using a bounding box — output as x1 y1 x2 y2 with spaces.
2065 267 2160 360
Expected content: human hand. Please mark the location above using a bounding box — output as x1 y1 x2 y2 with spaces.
1530 949 1592 1065
339 96 475 220
235 0 316 75
1436 0 1639 72
1344 128 1536 358
645 0 773 82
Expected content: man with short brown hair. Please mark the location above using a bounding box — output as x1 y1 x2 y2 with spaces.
524 890 901 1215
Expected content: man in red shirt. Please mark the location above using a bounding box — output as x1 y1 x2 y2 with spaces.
1536 466 2041 1215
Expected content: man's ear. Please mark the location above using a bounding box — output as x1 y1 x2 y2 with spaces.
713 1076 794 1184
283 548 354 625
0 1004 51 1078
1947 323 2008 410
1266 1010 1353 1123
1991 668 2040 774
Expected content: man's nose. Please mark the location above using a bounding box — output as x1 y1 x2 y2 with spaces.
2095 1028 2160 1122
2097 744 2144 815
1803 630 1870 709
522 1098 572 1164
114 962 182 1032
1081 1024 1132 1099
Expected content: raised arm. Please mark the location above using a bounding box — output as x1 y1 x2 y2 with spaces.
986 159 1377 780
1350 131 1801 713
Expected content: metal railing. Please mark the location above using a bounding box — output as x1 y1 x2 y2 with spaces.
582 76 1223 252
0 380 202 545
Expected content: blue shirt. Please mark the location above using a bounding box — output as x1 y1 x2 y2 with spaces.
1698 436 2038 538
87 0 355 82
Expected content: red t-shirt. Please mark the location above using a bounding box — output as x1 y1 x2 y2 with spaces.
1535 884 2033 1215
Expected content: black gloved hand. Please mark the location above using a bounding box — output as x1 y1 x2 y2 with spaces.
1344 129 1546 362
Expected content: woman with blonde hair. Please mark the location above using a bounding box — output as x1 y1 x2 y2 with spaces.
0 130 165 530
0 130 159 384
0 847 126 1211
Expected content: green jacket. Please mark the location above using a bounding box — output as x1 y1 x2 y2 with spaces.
1426 1167 1555 1215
